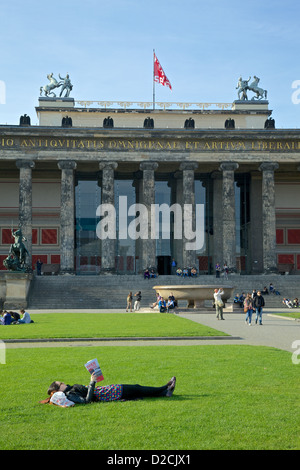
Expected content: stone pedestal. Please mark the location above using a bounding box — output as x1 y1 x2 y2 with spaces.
0 272 33 309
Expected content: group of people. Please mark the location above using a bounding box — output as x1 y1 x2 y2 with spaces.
215 263 229 279
150 292 177 313
126 290 178 313
282 297 299 308
176 267 198 277
143 268 158 279
0 309 32 325
215 288 265 325
126 291 142 312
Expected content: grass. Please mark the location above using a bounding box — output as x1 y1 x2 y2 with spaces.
0 344 299 450
270 310 300 320
0 312 228 340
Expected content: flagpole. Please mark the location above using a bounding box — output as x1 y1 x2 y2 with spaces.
153 49 155 110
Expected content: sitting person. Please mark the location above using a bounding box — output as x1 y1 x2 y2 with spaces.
149 269 157 278
182 268 189 277
144 269 150 279
158 297 166 312
282 298 292 308
0 311 4 325
3 310 12 325
16 309 32 323
167 297 175 313
150 293 161 309
169 292 177 307
262 286 269 295
233 294 243 308
239 293 246 306
41 373 176 406
190 267 197 277
293 298 299 308
176 268 182 276
10 311 20 322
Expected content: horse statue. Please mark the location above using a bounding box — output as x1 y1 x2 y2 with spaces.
8 228 29 271
236 75 267 101
248 76 267 100
40 73 63 97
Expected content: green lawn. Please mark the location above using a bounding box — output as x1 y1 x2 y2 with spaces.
271 310 300 320
0 312 227 340
0 344 299 450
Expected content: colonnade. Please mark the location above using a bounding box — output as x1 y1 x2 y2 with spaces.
15 158 279 274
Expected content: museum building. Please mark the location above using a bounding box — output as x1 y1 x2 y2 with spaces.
0 94 300 276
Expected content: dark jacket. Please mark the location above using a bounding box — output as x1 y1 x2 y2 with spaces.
64 381 96 404
253 295 265 308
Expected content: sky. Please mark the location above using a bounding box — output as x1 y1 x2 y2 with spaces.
1 0 300 127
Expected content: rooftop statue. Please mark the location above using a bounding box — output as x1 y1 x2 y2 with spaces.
40 73 73 98
59 73 73 97
236 75 267 101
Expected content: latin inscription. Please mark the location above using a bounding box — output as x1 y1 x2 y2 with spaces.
1 137 300 152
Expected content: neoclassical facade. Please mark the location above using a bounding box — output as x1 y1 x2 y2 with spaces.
0 98 300 275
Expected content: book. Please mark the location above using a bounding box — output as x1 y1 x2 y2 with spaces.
84 358 104 382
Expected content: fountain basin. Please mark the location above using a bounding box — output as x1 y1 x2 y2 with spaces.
153 285 235 309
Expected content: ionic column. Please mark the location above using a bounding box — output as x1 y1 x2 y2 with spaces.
58 160 77 274
219 162 239 271
99 161 118 272
16 159 35 268
179 162 198 268
211 171 223 270
140 161 158 270
259 162 279 273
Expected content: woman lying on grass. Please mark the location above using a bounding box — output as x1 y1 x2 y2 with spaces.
40 373 176 407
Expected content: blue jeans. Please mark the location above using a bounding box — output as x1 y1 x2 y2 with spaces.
246 308 253 324
255 307 263 324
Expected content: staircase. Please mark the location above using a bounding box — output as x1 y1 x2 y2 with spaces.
27 274 300 310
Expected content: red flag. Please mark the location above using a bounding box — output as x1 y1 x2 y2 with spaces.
154 53 172 91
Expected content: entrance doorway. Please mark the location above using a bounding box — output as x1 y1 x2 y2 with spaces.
157 256 171 275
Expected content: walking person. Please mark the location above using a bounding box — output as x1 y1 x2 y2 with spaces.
253 290 265 325
134 291 142 311
214 288 225 320
126 292 133 312
244 293 253 326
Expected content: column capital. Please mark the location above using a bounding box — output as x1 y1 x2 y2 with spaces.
219 162 239 172
140 161 158 171
58 160 77 170
16 159 35 169
259 162 279 172
179 162 198 171
99 161 118 171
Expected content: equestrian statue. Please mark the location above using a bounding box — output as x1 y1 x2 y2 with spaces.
236 75 267 101
40 73 73 98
